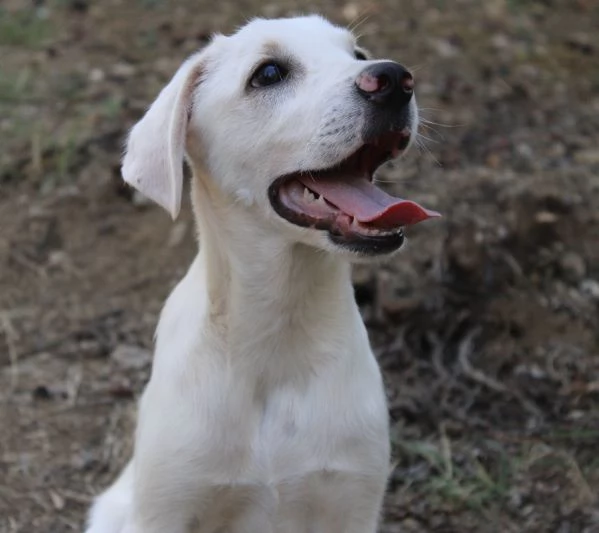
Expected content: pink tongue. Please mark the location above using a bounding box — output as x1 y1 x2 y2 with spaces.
298 176 440 228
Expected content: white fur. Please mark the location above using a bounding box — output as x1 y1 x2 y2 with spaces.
87 15 419 533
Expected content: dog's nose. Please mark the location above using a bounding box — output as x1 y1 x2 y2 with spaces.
355 62 414 107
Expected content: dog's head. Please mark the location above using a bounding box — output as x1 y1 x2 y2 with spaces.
123 15 439 257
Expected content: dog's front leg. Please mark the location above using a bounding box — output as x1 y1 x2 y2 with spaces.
126 470 205 533
123 387 216 533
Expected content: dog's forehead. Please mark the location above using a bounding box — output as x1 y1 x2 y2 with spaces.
226 16 355 55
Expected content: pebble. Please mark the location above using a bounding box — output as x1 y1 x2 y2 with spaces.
132 190 153 207
111 344 152 370
88 68 105 83
580 279 599 302
558 251 586 283
111 62 137 79
534 211 559 224
167 221 188 248
431 38 459 58
574 149 599 165
341 3 360 22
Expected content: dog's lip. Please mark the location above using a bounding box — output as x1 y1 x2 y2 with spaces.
268 130 440 239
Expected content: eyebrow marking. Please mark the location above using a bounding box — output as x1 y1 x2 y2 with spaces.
261 40 286 58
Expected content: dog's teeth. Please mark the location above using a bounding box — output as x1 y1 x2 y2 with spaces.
303 187 317 202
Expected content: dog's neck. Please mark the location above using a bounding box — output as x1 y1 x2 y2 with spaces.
190 170 358 381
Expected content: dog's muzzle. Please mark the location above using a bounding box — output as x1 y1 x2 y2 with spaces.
268 59 439 256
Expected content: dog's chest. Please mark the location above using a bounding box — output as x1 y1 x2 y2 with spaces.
195 365 390 531
252 379 384 479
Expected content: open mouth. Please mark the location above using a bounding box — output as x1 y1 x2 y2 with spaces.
268 129 440 254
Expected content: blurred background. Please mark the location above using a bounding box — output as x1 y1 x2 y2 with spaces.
1 0 598 531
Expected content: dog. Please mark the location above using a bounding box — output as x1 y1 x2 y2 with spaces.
86 15 438 533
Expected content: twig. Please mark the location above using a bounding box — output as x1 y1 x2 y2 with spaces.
0 311 22 390
457 328 508 394
457 328 543 418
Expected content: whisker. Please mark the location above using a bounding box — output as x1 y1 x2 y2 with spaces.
418 122 445 140
406 63 427 73
415 138 442 167
347 12 372 34
419 117 463 128
416 132 440 145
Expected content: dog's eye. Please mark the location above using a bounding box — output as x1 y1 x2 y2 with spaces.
354 49 368 60
250 62 289 88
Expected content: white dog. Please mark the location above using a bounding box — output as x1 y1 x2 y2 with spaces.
86 15 438 533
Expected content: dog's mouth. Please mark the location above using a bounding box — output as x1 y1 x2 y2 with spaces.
268 129 440 254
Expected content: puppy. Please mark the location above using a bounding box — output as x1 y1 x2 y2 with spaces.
86 15 438 533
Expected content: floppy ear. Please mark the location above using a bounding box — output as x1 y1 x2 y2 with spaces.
122 53 205 219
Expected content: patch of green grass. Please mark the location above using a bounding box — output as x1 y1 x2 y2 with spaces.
0 8 53 47
392 430 598 516
545 428 599 442
101 95 125 120
393 435 514 511
0 68 34 103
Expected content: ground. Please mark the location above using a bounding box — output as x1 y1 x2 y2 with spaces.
1 0 598 532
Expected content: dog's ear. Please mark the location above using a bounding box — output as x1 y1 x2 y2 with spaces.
122 53 205 219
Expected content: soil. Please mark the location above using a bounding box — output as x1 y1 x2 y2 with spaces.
1 0 598 532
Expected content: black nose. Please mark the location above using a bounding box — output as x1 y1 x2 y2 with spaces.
355 62 414 107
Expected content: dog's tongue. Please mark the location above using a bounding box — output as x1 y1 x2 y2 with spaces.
298 176 440 228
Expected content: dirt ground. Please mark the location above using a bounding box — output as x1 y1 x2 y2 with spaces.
1 0 598 531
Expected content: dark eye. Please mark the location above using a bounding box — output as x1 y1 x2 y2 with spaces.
354 49 368 60
250 62 289 88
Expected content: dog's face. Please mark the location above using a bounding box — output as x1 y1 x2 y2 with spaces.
123 16 438 257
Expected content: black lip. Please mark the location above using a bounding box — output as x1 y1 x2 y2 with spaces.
268 177 405 255
268 175 334 231
329 230 405 256
361 104 412 144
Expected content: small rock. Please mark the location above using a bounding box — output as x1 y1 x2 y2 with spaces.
132 190 153 207
580 279 599 302
111 62 137 79
565 32 594 55
167 221 188 247
88 68 105 83
559 251 586 283
431 38 459 58
516 142 534 160
111 344 152 370
341 3 360 22
574 149 599 166
491 33 510 50
398 518 421 532
535 211 559 224
49 490 65 510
